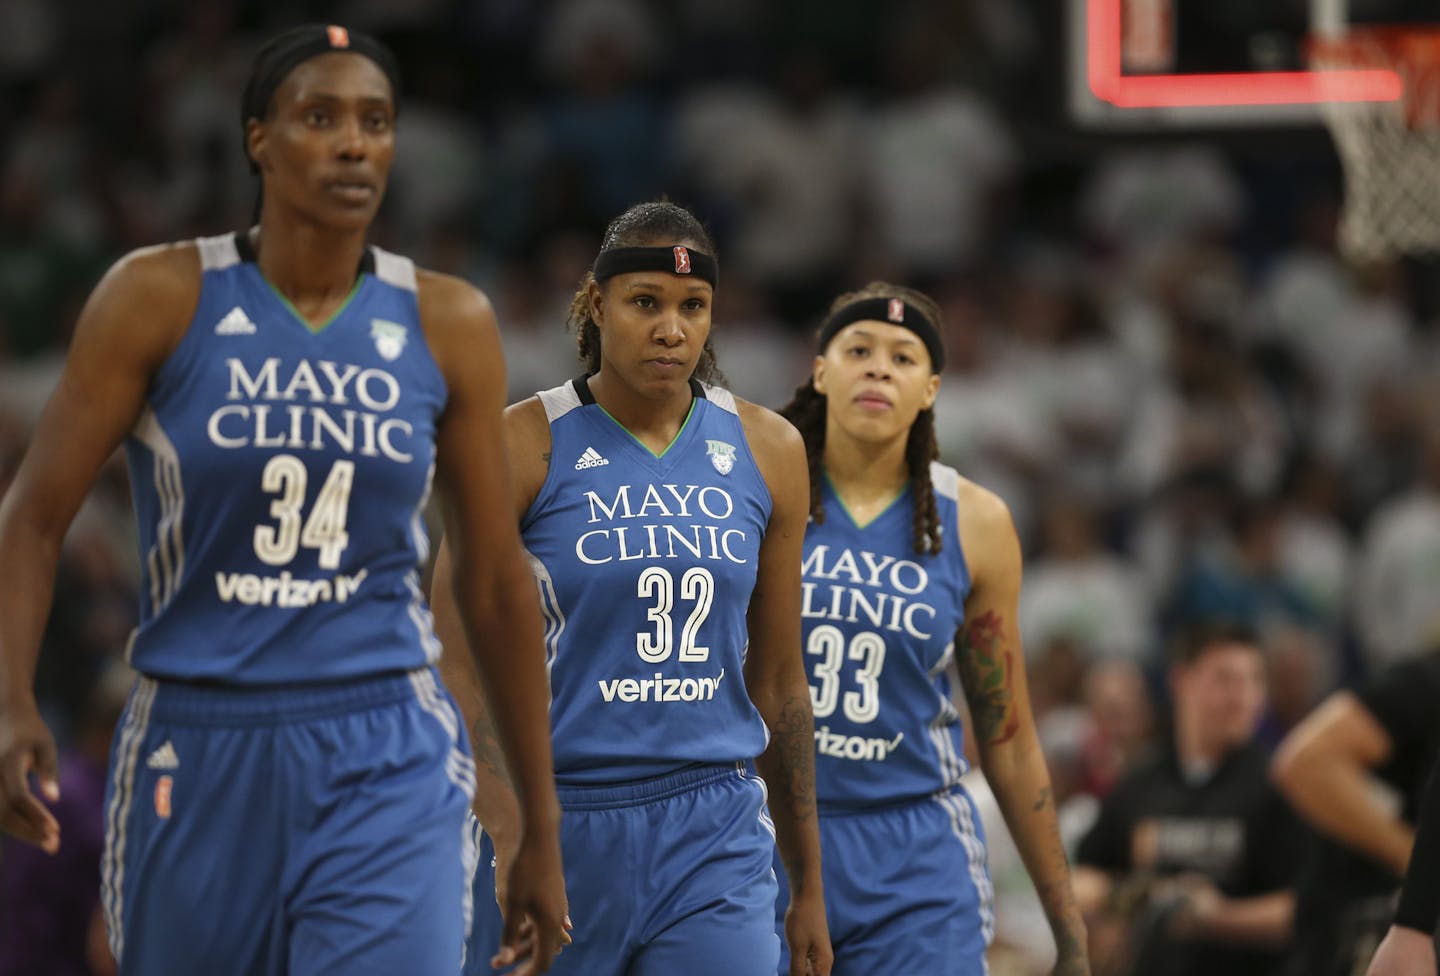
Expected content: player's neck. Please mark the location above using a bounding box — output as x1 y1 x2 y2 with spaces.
249 218 369 310
822 425 909 508
586 371 693 455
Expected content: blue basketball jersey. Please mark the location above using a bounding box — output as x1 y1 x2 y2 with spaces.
523 378 771 783
123 232 447 683
802 463 972 808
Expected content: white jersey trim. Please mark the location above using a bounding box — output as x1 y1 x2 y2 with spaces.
934 787 996 951
537 382 583 424
370 245 418 292
133 408 186 616
196 233 240 272
102 676 157 964
700 382 738 415
527 550 565 696
930 461 961 503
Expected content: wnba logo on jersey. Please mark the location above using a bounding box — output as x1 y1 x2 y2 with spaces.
370 319 407 361
154 775 174 819
706 440 736 475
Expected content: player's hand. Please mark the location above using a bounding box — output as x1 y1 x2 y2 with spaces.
493 829 570 974
1367 924 1438 976
0 696 61 853
784 887 833 976
491 827 517 919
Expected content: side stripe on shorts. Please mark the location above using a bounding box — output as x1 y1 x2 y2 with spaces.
934 788 996 952
101 676 157 963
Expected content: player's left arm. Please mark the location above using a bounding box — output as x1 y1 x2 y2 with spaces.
738 401 832 976
956 481 1089 975
420 270 566 974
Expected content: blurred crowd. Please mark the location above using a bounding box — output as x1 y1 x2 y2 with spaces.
3 2 1440 974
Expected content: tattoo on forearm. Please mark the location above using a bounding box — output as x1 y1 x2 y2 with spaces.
472 717 511 785
757 693 818 877
769 694 816 816
1029 816 1086 958
957 609 1019 745
1033 786 1052 813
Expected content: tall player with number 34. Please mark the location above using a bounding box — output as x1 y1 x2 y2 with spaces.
0 25 565 976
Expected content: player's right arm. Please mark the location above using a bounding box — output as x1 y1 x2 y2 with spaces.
1271 690 1412 876
0 244 198 852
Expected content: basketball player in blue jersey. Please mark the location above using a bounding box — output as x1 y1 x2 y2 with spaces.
0 24 566 976
772 282 1089 975
432 200 832 976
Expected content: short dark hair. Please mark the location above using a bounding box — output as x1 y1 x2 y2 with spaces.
1171 620 1261 668
240 24 401 169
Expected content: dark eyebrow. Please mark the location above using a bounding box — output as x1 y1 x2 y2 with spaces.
845 327 919 346
294 92 393 107
622 278 712 294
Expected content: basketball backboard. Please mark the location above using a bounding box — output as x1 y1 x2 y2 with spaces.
1068 0 1436 128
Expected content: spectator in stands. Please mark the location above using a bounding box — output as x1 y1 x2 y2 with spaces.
1073 622 1303 976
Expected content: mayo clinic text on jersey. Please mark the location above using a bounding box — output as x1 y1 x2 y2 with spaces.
207 357 416 463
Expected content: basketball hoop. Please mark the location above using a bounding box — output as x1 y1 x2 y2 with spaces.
1309 28 1440 262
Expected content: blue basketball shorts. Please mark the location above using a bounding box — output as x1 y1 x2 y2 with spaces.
100 668 476 976
466 762 780 976
774 787 993 976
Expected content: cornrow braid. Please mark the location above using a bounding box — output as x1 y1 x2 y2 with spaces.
565 201 725 385
778 378 830 528
906 406 943 555
782 280 946 555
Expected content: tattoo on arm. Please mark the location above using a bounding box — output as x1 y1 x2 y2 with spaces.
541 451 551 463
764 693 816 821
957 609 1019 745
1033 786 1052 813
471 717 511 786
756 693 819 878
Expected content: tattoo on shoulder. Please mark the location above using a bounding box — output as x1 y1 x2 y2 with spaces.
541 451 551 463
957 609 1019 745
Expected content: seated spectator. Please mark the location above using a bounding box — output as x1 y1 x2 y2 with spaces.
1073 622 1304 976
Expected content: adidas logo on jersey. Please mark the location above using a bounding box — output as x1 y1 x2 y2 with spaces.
575 446 609 470
145 740 180 770
214 306 257 335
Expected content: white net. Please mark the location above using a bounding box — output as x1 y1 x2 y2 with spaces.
1311 29 1440 262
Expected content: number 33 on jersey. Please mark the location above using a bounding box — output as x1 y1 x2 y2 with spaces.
801 463 973 808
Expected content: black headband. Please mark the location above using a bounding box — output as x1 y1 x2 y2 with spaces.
592 246 718 288
241 24 401 169
818 297 944 372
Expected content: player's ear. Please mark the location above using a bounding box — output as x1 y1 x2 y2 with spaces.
246 118 270 172
812 355 827 395
588 277 605 325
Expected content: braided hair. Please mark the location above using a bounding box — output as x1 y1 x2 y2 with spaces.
566 201 725 385
780 282 944 556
